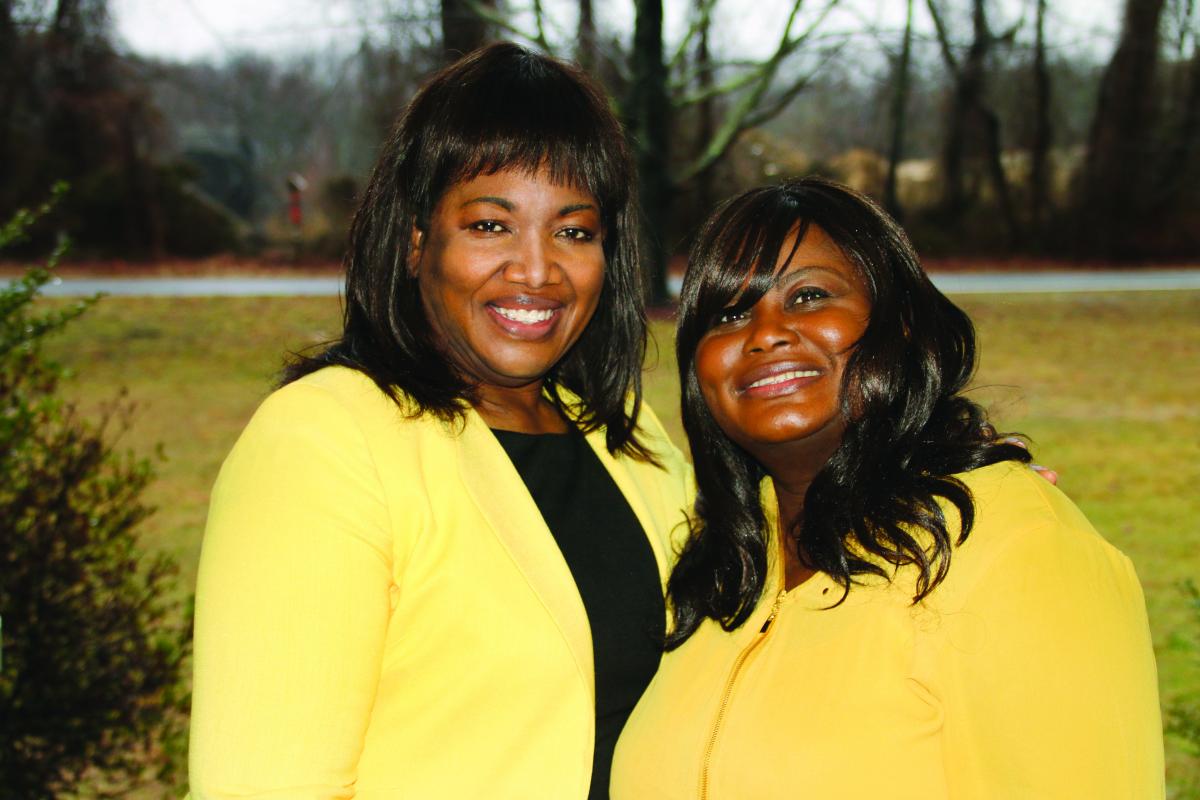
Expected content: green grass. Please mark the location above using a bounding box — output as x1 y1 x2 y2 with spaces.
39 290 1200 795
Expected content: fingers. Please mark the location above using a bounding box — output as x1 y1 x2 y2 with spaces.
1030 464 1059 485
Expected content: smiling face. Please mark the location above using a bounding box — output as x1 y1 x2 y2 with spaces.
412 168 606 397
693 224 871 464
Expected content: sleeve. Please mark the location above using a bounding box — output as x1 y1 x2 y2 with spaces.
187 383 398 799
928 494 1165 799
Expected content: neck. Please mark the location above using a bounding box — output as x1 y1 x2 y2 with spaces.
753 434 844 591
769 474 821 591
474 381 568 433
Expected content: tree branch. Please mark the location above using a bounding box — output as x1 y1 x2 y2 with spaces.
744 45 840 127
674 0 842 183
463 0 551 51
925 0 960 76
668 0 718 72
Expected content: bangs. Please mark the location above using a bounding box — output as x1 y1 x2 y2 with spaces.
416 54 625 221
685 193 812 329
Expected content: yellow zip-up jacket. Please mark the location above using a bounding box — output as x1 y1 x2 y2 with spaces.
188 366 693 799
612 461 1164 799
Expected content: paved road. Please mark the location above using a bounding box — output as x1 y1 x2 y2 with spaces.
14 269 1200 298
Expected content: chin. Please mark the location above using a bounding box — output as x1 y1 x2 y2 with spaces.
730 416 847 452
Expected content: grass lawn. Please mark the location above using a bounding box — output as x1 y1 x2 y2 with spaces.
39 289 1200 796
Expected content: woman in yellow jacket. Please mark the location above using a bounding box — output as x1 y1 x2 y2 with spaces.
188 45 691 799
611 178 1163 798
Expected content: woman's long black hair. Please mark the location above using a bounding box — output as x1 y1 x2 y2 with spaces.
285 43 653 458
666 177 1030 647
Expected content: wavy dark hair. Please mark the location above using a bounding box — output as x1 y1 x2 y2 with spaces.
666 177 1030 647
285 43 652 458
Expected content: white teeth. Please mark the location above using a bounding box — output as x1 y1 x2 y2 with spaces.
492 306 555 324
747 369 819 389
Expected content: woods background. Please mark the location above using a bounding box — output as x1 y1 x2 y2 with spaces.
2 0 1198 301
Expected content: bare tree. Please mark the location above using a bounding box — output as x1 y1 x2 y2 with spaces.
927 0 1022 244
690 0 718 215
0 1 21 173
629 0 672 299
1079 0 1166 257
1028 0 1052 239
442 0 495 61
884 0 915 217
577 0 597 71
1153 0 1200 213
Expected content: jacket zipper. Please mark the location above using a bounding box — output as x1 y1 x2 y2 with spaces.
698 588 788 800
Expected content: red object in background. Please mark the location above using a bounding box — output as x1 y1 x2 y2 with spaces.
288 190 303 227
286 173 308 229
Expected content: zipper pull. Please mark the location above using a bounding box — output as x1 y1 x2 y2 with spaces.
758 588 788 634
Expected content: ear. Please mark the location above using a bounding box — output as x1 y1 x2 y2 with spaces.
406 224 425 277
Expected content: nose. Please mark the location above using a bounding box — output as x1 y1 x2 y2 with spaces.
743 307 799 354
503 233 560 289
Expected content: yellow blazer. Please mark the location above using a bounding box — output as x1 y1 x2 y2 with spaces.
188 366 693 799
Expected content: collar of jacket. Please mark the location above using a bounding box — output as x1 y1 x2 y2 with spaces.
450 390 671 706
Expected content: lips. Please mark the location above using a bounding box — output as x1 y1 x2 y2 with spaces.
491 306 555 324
740 362 822 397
486 298 563 339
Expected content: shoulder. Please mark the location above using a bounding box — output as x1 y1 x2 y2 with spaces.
218 366 445 498
263 365 412 423
939 461 1140 605
634 400 690 471
243 366 439 450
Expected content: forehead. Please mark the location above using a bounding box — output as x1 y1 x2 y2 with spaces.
438 167 599 207
730 224 861 301
772 225 857 280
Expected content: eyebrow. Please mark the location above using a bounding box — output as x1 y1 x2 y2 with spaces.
458 197 598 217
774 264 847 287
460 196 514 211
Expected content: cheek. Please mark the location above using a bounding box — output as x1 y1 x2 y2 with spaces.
815 310 869 355
571 257 607 308
693 340 738 410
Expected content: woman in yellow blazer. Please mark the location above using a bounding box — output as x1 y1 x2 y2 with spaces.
611 178 1163 798
188 45 691 799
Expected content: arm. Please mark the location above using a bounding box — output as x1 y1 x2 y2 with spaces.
188 383 397 799
931 483 1164 798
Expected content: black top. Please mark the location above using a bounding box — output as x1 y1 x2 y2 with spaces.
492 428 665 800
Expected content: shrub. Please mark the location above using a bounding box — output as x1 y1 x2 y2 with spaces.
0 188 192 798
1169 580 1200 794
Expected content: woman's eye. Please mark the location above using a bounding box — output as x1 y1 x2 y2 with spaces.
469 220 507 234
789 287 830 306
558 227 594 242
713 307 749 326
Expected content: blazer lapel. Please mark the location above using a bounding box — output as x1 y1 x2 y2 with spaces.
582 431 673 589
453 409 595 701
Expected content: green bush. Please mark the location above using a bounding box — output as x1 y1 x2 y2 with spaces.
1169 580 1200 794
0 188 192 798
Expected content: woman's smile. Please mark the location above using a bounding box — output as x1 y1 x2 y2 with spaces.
486 297 565 340
741 363 823 396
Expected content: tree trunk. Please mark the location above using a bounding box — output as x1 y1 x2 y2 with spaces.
935 0 1020 244
577 0 597 72
0 0 18 177
884 0 914 218
1079 0 1166 257
980 104 1022 243
441 0 492 62
629 0 671 304
1153 38 1200 211
693 0 716 215
1029 0 1052 240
